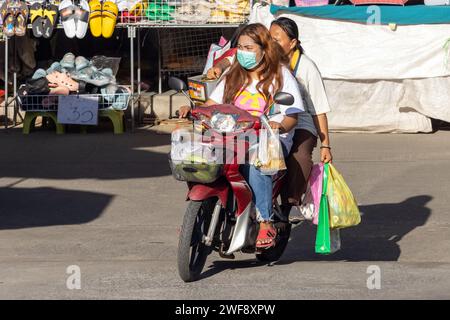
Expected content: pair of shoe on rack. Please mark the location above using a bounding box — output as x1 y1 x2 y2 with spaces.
0 0 28 37
100 83 131 110
29 1 59 39
59 52 116 87
25 65 80 96
117 0 146 23
89 0 118 38
145 1 175 22
58 0 90 39
171 0 212 25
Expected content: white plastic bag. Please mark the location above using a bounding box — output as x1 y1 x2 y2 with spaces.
299 183 315 221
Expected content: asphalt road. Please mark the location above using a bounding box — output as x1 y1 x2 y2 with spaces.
0 126 449 299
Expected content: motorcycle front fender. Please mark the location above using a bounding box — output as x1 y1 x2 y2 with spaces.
186 179 229 209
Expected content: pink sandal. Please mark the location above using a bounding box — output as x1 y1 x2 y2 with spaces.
46 71 79 92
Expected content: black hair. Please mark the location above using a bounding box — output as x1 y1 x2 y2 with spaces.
270 17 304 54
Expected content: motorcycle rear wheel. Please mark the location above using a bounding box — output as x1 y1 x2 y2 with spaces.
177 198 216 282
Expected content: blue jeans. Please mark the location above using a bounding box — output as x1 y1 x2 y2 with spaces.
240 143 289 222
240 164 273 222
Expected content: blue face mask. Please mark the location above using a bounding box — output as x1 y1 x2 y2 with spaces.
237 49 263 70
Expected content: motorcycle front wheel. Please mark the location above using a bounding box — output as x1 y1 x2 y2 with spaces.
177 198 216 282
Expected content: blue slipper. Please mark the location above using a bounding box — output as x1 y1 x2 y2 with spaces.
60 52 75 70
75 56 90 71
111 86 130 110
32 68 48 80
46 62 62 74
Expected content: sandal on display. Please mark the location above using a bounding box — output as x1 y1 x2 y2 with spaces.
31 68 48 80
14 0 28 37
59 0 77 38
101 1 118 39
46 62 63 74
60 52 76 70
74 0 90 39
1 1 16 38
29 1 44 38
121 0 146 23
70 66 112 87
42 2 59 39
46 71 79 92
88 0 102 37
74 56 90 71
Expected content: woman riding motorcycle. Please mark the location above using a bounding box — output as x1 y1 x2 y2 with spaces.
179 23 304 249
207 17 333 219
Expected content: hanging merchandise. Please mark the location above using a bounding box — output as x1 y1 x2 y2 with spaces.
88 0 117 38
89 0 102 37
209 0 250 24
59 0 91 39
1 0 28 37
118 0 147 23
75 0 90 39
30 1 60 39
101 1 118 38
171 0 212 25
145 0 175 22
30 2 44 37
59 0 77 38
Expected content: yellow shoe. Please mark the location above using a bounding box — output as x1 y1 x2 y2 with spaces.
89 0 102 37
101 1 118 39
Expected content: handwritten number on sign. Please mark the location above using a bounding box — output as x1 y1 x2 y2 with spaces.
81 111 94 123
69 107 81 122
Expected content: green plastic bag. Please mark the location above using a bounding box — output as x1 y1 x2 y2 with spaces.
315 163 341 254
327 164 361 229
315 163 331 254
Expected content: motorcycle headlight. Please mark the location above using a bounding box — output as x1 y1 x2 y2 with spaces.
210 113 237 133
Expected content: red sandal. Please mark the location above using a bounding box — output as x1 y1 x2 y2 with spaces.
256 222 277 249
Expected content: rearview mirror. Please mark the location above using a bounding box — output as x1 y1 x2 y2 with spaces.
168 77 188 91
273 92 294 106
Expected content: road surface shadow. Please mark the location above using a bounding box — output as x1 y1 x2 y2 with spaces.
0 129 172 180
199 259 268 281
0 187 113 230
194 195 432 280
278 195 432 263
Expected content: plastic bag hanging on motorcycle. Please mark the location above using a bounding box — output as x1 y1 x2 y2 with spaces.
327 164 361 229
252 123 287 176
168 129 223 184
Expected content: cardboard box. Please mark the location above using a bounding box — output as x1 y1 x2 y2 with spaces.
188 75 219 102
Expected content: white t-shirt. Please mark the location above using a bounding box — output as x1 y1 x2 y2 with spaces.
294 54 331 136
209 66 304 153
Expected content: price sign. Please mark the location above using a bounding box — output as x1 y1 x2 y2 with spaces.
57 95 99 125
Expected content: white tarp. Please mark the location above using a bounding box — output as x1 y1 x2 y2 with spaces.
323 79 433 133
249 4 450 132
250 4 450 80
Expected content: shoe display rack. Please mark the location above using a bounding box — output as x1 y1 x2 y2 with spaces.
2 0 253 131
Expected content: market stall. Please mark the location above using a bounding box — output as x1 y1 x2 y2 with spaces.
1 0 251 132
250 2 450 132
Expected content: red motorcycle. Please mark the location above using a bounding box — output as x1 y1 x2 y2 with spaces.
168 77 295 282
